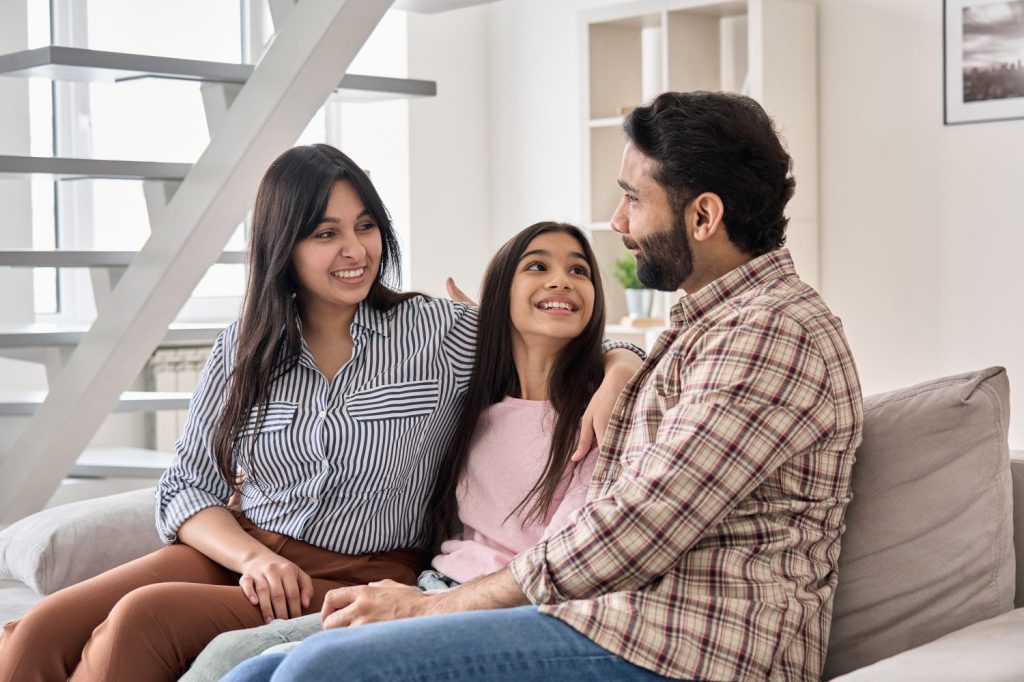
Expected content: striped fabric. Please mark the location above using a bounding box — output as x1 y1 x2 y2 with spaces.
511 249 864 681
156 296 641 556
156 297 477 554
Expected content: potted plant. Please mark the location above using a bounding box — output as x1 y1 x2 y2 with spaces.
612 253 655 319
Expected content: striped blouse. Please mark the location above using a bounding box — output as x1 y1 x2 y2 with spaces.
156 296 639 555
156 297 476 554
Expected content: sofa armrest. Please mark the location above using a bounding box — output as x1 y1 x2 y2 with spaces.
1012 451 1024 608
831 608 1024 681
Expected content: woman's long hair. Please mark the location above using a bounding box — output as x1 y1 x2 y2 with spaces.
429 222 607 541
212 144 416 490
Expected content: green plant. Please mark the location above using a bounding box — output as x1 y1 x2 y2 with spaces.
612 252 644 289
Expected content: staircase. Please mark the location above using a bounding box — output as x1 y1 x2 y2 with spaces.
0 0 445 522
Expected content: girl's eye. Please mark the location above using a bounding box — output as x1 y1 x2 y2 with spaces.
570 265 591 277
524 261 546 272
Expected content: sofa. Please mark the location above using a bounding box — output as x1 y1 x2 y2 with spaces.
1 367 1021 679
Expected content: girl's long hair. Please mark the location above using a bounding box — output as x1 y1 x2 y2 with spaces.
428 222 607 541
212 144 417 490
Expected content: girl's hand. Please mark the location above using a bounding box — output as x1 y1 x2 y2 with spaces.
238 553 314 624
572 350 642 461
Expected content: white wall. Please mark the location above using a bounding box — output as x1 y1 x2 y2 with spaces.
407 5 494 299
819 0 1024 448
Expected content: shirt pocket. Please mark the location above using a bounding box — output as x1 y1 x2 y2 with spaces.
345 380 440 421
237 401 299 438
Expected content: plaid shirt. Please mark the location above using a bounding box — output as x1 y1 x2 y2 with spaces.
510 249 863 681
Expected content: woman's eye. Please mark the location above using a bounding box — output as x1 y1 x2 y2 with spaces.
314 230 335 240
356 222 378 232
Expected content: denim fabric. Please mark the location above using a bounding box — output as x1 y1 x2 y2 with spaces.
219 606 680 682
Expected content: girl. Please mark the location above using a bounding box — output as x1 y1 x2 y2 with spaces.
0 146 638 682
209 221 609 682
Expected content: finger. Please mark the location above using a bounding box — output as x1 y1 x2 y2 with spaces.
268 578 289 622
283 574 302 619
253 579 275 624
239 575 258 606
322 606 354 631
445 277 478 306
572 412 595 462
299 571 314 610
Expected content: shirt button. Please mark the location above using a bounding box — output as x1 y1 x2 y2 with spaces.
321 461 329 470
318 410 326 420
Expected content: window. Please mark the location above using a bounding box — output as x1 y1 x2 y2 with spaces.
29 1 411 321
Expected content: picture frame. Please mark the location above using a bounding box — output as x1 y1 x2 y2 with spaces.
944 0 1024 125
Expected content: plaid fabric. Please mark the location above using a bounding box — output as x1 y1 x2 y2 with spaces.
510 249 863 681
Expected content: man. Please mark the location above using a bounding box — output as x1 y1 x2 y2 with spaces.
225 91 863 682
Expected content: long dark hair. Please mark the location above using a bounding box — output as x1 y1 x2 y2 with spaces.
429 222 607 540
213 144 416 489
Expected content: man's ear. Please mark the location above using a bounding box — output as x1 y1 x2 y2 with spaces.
690 193 725 241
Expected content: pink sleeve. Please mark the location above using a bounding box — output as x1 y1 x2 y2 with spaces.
540 446 598 541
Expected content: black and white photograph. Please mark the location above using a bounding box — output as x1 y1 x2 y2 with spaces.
946 0 1024 123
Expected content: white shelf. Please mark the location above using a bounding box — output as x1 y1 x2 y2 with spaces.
70 447 174 479
0 322 225 349
0 155 190 181
0 250 246 267
589 116 624 128
0 46 437 102
0 390 192 416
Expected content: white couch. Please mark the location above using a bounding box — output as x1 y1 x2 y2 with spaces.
2 367 1022 679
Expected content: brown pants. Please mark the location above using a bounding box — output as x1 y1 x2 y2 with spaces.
0 516 423 682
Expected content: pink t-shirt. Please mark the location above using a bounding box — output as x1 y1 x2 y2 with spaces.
431 397 597 584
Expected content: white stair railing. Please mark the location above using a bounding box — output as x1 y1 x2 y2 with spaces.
0 0 397 523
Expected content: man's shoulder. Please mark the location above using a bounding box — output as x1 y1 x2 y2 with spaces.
720 273 836 336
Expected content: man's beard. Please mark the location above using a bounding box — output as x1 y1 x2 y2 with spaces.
626 213 693 292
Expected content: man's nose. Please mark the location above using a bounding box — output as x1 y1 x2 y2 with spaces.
610 196 628 234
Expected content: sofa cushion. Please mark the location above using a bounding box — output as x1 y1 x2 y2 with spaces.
830 607 1024 681
824 367 1014 679
0 486 163 596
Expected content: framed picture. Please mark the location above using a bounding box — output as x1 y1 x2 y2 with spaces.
944 0 1024 125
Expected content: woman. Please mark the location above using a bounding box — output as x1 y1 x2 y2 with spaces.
0 146 638 682
215 221 610 682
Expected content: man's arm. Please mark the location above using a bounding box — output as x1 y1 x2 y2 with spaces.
512 311 836 604
319 569 526 628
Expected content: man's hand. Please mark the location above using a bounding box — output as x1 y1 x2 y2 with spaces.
446 277 478 306
320 579 434 629
238 554 314 624
572 349 642 462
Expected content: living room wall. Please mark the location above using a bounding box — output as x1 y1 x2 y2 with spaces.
476 0 1024 447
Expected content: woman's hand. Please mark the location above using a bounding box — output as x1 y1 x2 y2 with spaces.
320 579 433 629
238 553 315 624
446 277 478 306
572 349 643 462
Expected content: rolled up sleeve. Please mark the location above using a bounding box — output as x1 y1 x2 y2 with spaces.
155 327 235 543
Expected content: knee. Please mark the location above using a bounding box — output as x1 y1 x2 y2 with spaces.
106 583 181 630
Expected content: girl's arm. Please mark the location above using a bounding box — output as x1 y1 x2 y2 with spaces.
178 507 313 624
572 347 644 460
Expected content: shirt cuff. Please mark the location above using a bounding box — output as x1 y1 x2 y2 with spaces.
156 488 227 544
601 339 645 359
509 540 565 606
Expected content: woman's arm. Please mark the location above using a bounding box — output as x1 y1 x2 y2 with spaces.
178 507 313 624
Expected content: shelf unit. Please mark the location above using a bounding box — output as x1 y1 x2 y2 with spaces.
581 0 817 344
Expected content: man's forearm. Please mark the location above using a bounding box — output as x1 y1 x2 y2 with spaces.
427 568 530 616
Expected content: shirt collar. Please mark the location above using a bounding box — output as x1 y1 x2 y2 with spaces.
352 303 391 338
669 248 796 328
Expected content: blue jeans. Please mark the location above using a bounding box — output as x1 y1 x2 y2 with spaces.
220 605 679 682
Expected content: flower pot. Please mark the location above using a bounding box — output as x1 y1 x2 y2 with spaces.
624 288 654 318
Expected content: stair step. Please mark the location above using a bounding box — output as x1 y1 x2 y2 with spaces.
0 155 190 181
70 446 174 479
0 322 225 349
0 46 436 101
0 250 246 267
0 390 191 416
